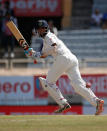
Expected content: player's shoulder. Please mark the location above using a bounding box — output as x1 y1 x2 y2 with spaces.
44 31 58 44
45 31 56 38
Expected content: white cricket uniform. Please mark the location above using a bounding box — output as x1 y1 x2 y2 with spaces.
42 31 98 107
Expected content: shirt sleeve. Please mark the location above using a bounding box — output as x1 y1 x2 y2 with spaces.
45 34 57 46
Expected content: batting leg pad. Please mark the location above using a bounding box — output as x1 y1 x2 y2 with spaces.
39 77 47 91
39 77 67 107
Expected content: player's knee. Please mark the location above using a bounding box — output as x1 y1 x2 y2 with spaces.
39 77 47 90
39 77 55 90
46 80 55 88
46 80 59 92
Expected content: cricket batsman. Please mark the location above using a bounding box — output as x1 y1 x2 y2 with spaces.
25 20 104 115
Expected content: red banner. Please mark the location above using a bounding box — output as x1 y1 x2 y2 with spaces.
0 105 82 115
2 0 62 16
83 74 107 97
34 74 107 98
0 74 107 106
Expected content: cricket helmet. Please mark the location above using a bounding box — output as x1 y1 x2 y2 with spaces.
35 20 49 37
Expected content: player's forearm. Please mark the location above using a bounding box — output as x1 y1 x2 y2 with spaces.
24 45 56 59
40 53 47 58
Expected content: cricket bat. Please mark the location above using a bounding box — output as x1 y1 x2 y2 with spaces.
6 20 37 64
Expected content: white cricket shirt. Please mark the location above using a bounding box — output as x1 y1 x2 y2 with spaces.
42 31 71 58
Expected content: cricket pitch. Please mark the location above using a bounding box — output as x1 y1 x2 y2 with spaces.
0 115 107 131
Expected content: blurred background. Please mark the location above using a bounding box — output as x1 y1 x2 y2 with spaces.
0 0 107 115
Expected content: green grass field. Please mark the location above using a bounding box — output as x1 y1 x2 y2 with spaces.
0 115 107 131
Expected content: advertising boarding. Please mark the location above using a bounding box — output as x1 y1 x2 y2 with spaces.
2 0 62 16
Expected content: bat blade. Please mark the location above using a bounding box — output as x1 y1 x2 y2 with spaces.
6 21 29 50
6 20 37 64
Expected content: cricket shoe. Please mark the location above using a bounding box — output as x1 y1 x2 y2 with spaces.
95 99 104 115
54 103 71 113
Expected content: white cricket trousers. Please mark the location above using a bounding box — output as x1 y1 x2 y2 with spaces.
46 53 98 107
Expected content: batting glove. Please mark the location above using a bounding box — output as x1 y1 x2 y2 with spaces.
24 48 41 58
24 48 35 57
